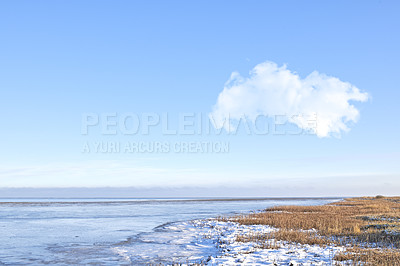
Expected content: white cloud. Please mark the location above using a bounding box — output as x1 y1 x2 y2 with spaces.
210 61 369 137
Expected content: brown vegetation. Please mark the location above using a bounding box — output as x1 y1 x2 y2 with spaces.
236 229 330 246
335 247 400 265
222 196 400 264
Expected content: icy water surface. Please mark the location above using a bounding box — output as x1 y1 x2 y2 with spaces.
0 197 340 265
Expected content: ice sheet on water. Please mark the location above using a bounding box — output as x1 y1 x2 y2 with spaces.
112 221 220 264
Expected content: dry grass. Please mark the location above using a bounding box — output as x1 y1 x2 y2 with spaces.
236 229 331 246
222 196 400 264
334 247 400 265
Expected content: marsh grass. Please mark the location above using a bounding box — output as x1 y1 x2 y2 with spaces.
236 229 331 246
334 247 400 265
222 197 400 264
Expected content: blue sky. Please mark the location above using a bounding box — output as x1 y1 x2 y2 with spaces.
1 1 399 196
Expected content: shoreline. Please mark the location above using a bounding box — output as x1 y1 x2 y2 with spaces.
113 198 344 264
185 196 400 265
188 219 343 265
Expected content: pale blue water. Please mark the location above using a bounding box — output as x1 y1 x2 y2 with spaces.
0 198 340 265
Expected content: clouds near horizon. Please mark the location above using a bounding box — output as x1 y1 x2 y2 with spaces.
210 61 369 137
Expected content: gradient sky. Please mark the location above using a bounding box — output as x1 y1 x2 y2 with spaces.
1 1 399 196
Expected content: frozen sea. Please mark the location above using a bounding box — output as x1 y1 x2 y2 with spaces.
0 197 340 265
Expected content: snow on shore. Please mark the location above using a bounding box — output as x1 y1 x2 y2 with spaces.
112 218 345 265
191 219 345 265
